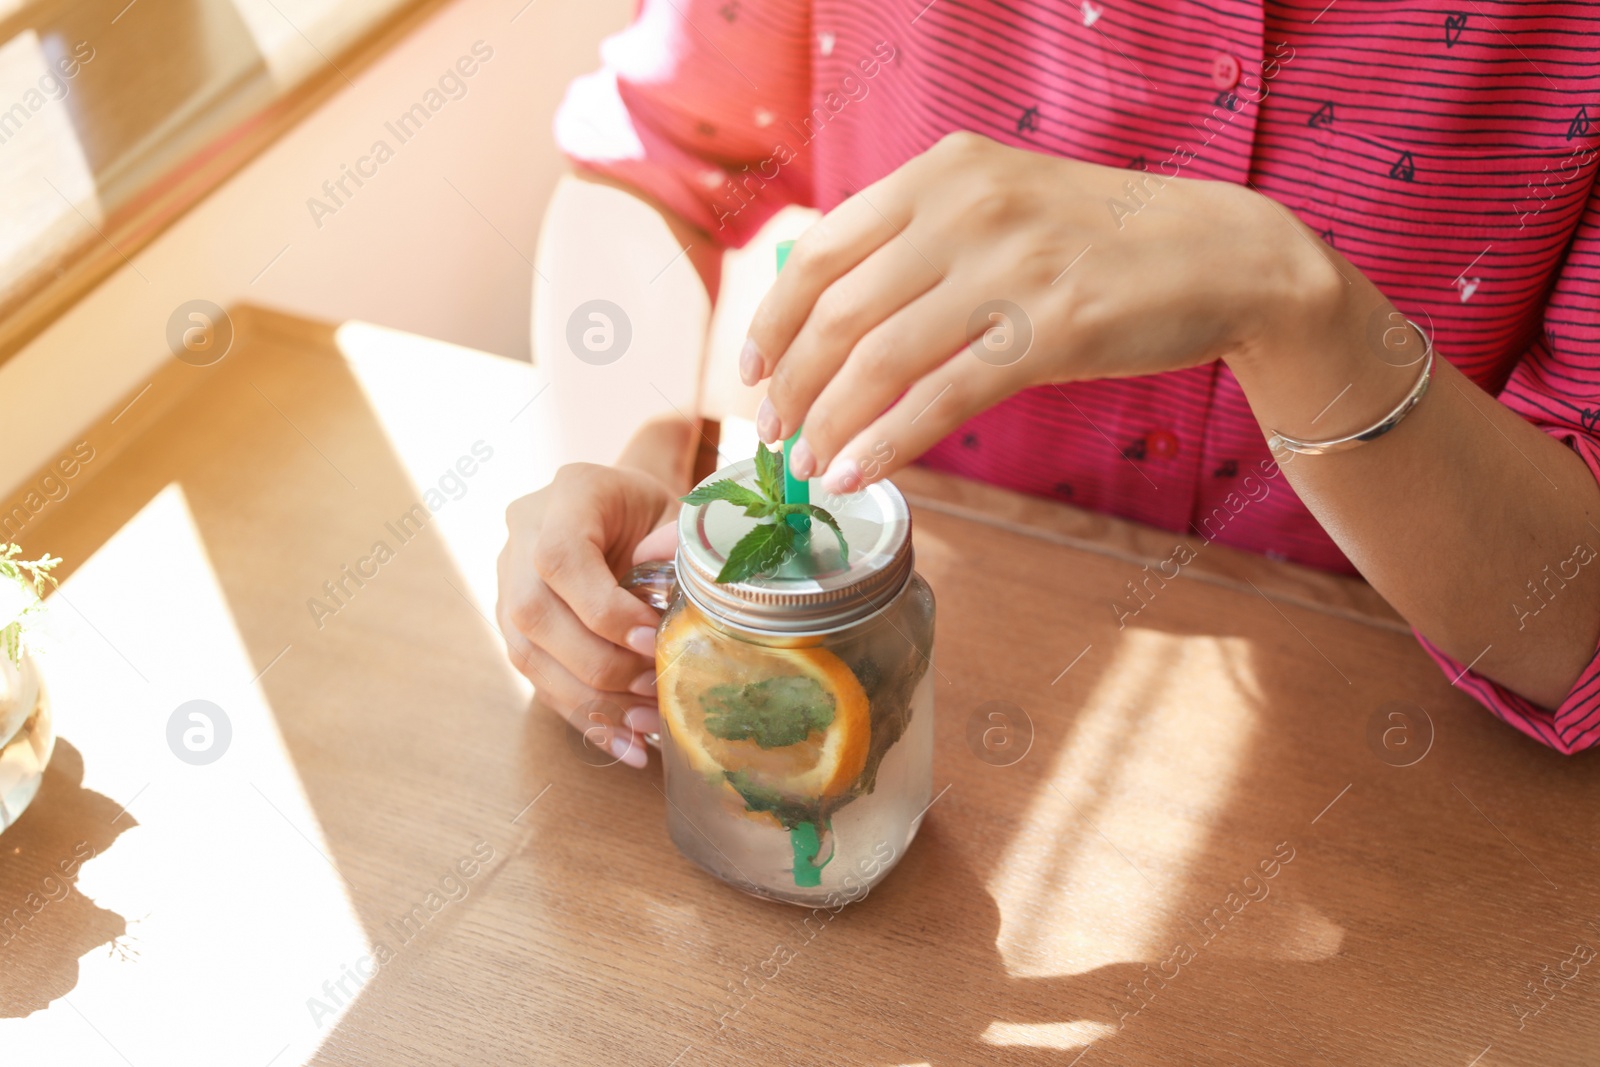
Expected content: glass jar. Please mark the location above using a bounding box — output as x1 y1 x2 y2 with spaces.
0 653 53 833
624 457 935 907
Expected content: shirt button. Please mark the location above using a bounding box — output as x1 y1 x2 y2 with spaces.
1147 430 1179 458
1211 53 1241 90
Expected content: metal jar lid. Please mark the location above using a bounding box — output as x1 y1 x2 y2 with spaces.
675 456 914 635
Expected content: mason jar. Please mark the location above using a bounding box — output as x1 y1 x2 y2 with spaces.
623 456 935 907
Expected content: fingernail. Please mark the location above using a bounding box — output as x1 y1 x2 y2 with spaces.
625 705 661 734
739 339 763 386
608 732 647 769
822 456 861 494
789 438 816 479
629 670 657 697
626 626 657 657
756 398 780 444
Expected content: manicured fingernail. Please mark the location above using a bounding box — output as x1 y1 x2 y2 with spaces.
789 438 816 479
629 670 657 697
609 733 647 768
625 705 661 734
739 339 763 386
757 398 780 444
626 626 656 657
822 456 861 494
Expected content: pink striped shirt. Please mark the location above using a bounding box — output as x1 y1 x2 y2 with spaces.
554 0 1600 753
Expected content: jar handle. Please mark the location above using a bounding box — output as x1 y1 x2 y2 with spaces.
620 558 677 612
618 558 676 751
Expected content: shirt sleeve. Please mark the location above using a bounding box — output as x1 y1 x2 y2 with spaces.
553 0 813 248
1417 172 1600 755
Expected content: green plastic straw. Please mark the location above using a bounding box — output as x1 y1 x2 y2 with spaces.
775 239 810 534
783 428 810 533
790 820 825 886
773 237 821 890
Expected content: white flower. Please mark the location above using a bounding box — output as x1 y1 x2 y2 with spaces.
0 574 38 633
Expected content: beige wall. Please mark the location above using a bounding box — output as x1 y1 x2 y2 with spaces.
0 0 633 498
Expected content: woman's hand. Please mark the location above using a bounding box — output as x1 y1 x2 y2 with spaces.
742 130 1335 493
495 463 678 768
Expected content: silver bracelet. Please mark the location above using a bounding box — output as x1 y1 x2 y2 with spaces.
1267 319 1435 457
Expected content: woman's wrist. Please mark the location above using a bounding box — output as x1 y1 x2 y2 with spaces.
1223 192 1423 445
616 415 697 494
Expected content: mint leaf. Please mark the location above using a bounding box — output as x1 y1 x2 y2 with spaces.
794 504 848 564
754 443 784 503
702 675 836 748
689 445 852 584
716 520 796 583
724 768 783 810
681 478 766 509
723 769 820 830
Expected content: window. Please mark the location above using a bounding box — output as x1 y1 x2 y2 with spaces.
0 0 438 361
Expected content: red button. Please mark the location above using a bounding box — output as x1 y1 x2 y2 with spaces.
1147 430 1179 458
1211 53 1241 90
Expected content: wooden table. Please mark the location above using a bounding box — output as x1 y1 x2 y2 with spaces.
1 307 1596 1066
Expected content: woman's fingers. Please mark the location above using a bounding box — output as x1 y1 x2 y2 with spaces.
760 230 946 452
743 174 916 386
496 468 678 772
789 267 999 478
533 509 662 656
631 521 678 565
815 345 1029 495
518 642 654 769
504 577 656 696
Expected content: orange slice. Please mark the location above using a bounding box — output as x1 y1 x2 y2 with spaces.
657 605 869 800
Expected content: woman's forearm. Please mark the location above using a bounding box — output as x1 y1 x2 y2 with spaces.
564 169 725 295
1226 194 1600 708
532 170 722 471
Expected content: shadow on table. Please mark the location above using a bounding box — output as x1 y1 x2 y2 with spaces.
620 770 1326 1066
0 740 133 1019
756 811 1335 1067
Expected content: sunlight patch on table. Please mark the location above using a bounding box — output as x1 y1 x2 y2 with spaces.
0 484 367 1065
334 320 556 644
988 630 1258 979
981 1020 1117 1049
